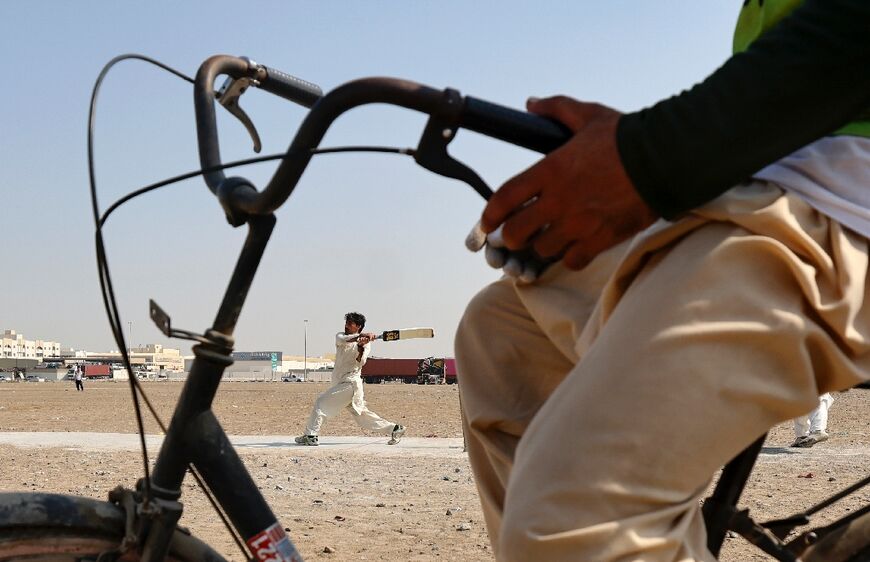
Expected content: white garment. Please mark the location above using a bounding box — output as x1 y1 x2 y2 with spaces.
794 392 835 437
754 136 870 238
303 378 395 436
332 332 371 384
301 332 394 436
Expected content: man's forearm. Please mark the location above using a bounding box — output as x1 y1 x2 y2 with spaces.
617 0 870 219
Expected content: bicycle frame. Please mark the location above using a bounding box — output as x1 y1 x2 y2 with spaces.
705 427 870 561
141 215 284 560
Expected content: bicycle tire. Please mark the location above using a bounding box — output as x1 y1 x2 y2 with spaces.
0 492 227 561
800 509 870 562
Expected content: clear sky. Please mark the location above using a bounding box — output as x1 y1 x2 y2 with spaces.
1 1 738 359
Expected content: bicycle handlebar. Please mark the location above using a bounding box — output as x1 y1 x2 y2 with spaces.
193 55 572 224
259 64 322 106
461 95 569 154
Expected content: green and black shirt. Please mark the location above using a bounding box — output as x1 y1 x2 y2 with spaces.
617 0 870 220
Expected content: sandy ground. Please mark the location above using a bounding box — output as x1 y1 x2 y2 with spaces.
0 381 868 561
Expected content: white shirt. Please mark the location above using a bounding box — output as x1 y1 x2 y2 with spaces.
753 136 870 239
332 333 371 384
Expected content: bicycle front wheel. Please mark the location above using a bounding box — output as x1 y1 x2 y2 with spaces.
0 492 227 561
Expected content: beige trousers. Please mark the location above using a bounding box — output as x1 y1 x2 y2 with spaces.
456 182 870 561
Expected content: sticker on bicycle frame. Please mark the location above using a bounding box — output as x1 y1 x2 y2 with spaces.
247 523 302 562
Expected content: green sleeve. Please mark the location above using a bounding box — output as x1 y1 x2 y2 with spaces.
617 0 870 220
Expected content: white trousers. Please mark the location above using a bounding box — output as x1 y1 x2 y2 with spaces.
304 379 395 436
794 392 835 436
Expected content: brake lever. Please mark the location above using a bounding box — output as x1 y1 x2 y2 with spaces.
216 75 262 153
414 88 493 200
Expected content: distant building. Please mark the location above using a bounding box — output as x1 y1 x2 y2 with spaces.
183 350 282 381
181 352 335 381
59 348 89 359
281 355 333 373
1 329 60 360
96 343 184 373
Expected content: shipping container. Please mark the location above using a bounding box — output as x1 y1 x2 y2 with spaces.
361 357 457 384
444 358 457 384
83 364 111 379
361 358 420 384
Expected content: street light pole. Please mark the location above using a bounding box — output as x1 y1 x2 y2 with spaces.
304 319 308 381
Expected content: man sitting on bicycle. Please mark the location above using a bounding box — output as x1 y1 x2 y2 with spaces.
457 1 870 560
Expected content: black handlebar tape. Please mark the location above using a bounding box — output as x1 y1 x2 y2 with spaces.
260 67 323 108
461 96 572 154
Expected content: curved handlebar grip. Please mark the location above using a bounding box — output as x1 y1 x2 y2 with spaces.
210 77 576 218
260 66 322 108
461 96 572 154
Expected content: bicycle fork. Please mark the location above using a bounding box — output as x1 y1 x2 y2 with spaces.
130 214 303 561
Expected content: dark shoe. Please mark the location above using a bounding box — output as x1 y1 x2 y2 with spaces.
388 424 406 445
793 430 828 448
294 434 318 446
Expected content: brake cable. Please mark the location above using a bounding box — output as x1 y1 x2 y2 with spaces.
89 53 416 559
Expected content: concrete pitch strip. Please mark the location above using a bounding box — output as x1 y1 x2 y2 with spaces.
1 432 864 462
0 432 466 458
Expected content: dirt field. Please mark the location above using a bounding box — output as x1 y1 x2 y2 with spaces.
0 381 868 561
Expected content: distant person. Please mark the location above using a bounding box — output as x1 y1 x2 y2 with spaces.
295 312 406 446
791 393 834 448
74 364 84 392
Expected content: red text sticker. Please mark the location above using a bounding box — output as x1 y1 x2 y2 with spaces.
247 522 303 562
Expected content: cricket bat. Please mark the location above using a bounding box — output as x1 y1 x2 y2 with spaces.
376 328 435 341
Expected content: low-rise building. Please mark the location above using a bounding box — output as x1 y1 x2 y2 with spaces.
96 344 184 374
0 329 61 371
281 355 333 373
181 352 335 381
1 329 60 360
